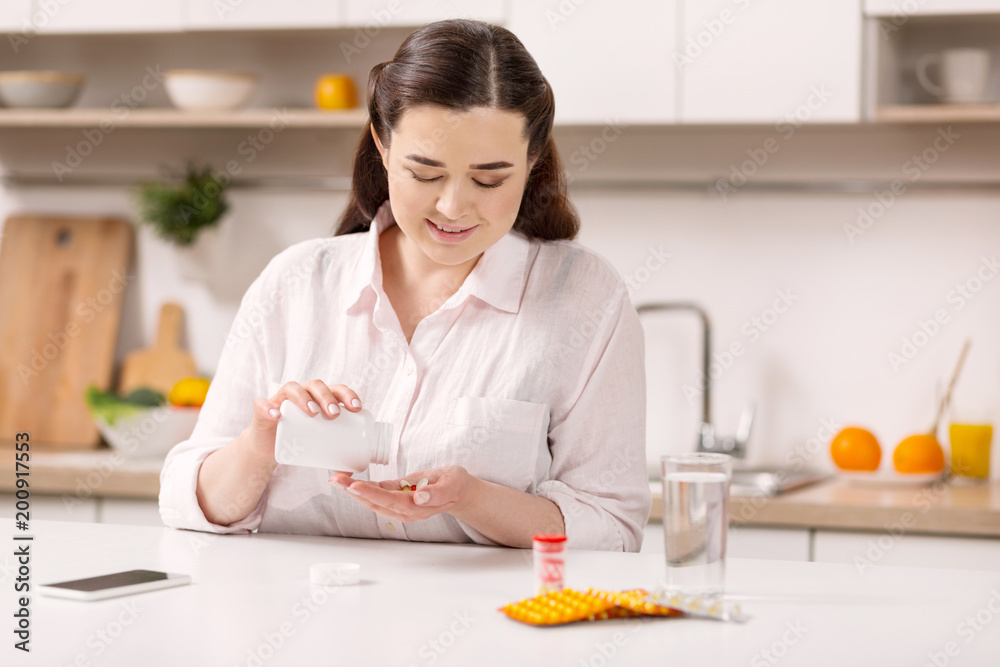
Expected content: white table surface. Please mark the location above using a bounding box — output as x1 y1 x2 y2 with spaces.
4 519 1000 666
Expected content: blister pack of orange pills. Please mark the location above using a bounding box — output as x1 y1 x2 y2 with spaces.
499 588 683 626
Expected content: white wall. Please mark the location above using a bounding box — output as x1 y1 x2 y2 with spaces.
3 125 998 480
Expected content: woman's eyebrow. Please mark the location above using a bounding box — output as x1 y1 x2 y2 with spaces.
405 154 514 170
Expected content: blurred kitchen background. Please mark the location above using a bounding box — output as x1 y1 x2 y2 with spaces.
1 1 999 563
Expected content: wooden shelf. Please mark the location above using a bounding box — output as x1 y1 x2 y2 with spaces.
875 103 1000 123
0 107 369 129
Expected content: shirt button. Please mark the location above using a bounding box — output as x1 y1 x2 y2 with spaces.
386 523 396 532
406 364 414 376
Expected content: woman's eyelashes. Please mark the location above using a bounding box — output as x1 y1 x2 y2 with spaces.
409 172 505 189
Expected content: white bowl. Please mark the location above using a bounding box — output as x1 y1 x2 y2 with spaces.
164 70 258 110
0 71 84 108
95 406 200 459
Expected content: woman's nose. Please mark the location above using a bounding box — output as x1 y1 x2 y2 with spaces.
435 180 471 221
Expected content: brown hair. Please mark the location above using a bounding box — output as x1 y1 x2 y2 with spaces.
335 19 579 240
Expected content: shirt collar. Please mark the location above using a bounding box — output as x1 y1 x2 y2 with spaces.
340 200 530 315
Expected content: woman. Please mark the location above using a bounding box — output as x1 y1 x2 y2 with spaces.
159 19 649 551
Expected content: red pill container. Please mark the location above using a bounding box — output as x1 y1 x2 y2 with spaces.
533 533 567 595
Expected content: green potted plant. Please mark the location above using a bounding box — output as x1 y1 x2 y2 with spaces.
134 161 229 247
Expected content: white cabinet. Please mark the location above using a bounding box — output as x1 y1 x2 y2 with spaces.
186 0 342 30
866 0 1000 15
680 0 862 123
344 0 505 26
34 0 184 33
814 530 1000 572
0 0 32 32
508 0 678 125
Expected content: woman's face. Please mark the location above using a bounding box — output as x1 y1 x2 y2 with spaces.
373 105 533 271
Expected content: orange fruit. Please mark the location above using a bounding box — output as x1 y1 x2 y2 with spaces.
315 74 358 110
168 377 210 407
830 427 882 471
893 434 945 473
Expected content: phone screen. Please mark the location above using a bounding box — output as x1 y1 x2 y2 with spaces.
48 570 170 592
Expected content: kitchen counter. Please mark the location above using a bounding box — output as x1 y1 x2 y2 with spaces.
0 444 160 499
653 477 1000 538
11 519 1000 665
4 445 1000 538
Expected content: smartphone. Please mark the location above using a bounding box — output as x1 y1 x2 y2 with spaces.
38 569 192 601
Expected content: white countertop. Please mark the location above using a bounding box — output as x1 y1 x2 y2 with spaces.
6 519 1000 666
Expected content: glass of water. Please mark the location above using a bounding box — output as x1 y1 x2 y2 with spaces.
661 453 733 598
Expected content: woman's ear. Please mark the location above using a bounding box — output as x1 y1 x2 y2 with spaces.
370 124 387 168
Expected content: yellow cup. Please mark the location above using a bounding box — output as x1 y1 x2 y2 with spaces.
315 74 358 110
948 423 992 479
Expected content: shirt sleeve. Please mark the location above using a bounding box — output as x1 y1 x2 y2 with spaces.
158 272 276 534
535 284 651 552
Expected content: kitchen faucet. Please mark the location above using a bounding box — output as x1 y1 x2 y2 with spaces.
635 302 754 458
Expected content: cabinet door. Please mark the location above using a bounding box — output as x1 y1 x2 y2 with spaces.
866 0 1000 14
680 0 862 123
344 0 505 26
35 0 184 33
814 530 1000 571
508 0 678 125
0 0 32 32
186 0 342 30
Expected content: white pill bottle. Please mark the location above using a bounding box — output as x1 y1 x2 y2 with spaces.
274 400 392 472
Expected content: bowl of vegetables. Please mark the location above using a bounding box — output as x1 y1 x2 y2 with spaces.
85 383 202 459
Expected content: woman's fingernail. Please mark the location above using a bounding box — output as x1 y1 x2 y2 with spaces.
416 477 429 490
327 403 340 416
268 408 280 418
347 486 362 496
351 398 362 409
307 401 320 414
413 491 430 505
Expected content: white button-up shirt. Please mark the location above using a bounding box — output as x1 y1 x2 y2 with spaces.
159 201 650 551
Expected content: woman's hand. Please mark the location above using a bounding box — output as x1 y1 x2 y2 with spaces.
244 380 363 462
329 465 476 523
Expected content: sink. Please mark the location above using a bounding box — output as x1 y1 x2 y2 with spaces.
729 468 830 497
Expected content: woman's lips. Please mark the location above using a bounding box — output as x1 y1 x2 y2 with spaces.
426 219 478 243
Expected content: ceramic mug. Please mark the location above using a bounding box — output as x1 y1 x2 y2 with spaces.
916 48 992 103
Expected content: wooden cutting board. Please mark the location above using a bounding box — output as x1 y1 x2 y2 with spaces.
0 216 132 449
118 302 197 397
